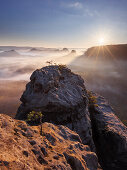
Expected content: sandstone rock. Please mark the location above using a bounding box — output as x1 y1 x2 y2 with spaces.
0 114 98 170
71 50 76 54
89 93 127 170
85 44 127 60
62 48 69 52
15 65 94 149
30 48 38 51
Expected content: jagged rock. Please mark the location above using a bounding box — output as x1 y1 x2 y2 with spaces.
30 48 42 52
62 48 69 52
15 65 94 150
89 93 127 170
71 50 76 54
0 114 98 170
30 48 38 51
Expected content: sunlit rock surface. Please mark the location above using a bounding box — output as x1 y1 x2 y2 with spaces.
0 114 98 170
16 65 94 149
90 93 127 170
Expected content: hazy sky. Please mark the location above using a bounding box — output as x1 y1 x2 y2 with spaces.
0 0 127 48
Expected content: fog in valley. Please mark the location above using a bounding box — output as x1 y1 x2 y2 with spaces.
0 46 127 125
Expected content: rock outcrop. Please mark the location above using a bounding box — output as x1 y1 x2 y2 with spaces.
15 65 94 149
62 48 69 52
89 93 127 170
14 65 127 170
71 50 76 54
0 114 98 170
30 48 42 52
85 44 127 60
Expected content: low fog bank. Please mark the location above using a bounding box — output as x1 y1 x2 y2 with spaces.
0 46 127 125
0 46 83 116
0 47 83 81
69 53 127 125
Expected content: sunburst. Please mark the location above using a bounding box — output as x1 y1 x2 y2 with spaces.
98 37 105 45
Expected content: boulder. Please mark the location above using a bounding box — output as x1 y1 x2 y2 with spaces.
15 65 94 149
0 114 98 170
89 93 127 170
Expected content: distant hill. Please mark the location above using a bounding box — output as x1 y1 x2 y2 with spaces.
0 50 20 57
85 44 127 60
30 48 43 51
0 46 32 51
29 47 61 52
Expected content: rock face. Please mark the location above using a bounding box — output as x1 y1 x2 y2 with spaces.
15 65 127 170
0 114 98 170
62 48 69 52
85 44 127 60
89 93 127 170
71 50 76 54
30 48 38 51
16 65 94 149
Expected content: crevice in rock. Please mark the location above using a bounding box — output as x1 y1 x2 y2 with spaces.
89 104 127 170
89 105 104 169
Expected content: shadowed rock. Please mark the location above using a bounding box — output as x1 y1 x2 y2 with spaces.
62 48 69 52
85 44 127 61
15 65 94 149
89 93 127 170
71 50 76 54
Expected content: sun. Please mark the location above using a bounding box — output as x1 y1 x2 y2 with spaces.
98 37 105 45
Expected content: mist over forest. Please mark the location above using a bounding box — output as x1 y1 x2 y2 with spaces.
0 45 127 125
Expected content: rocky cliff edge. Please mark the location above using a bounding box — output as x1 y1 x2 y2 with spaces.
0 114 98 170
1 65 127 170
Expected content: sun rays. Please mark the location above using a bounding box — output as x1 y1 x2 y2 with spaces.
85 45 117 62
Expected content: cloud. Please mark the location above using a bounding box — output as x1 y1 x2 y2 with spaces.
62 2 99 17
68 2 83 9
61 1 83 10
83 8 99 17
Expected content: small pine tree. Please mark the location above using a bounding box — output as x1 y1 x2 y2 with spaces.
87 90 98 107
58 64 67 71
27 111 43 136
